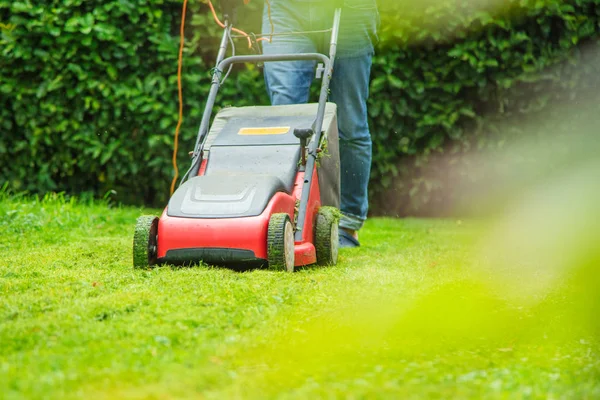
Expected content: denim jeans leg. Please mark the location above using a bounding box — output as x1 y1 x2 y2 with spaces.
262 1 373 232
262 2 316 104
329 53 373 231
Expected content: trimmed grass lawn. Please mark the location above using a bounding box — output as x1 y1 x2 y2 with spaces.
1 193 598 399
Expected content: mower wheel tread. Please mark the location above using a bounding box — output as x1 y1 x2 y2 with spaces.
315 206 340 266
267 213 294 272
133 215 159 269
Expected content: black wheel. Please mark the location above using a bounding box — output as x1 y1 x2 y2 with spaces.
315 206 340 266
267 213 295 272
133 215 159 269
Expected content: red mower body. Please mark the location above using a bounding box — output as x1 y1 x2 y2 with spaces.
133 102 340 271
150 103 339 270
157 169 322 267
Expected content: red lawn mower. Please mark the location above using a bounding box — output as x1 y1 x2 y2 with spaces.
133 6 342 272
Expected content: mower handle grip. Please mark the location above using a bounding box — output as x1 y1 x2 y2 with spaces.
216 53 330 72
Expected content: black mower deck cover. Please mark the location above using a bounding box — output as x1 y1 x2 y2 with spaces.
168 103 340 218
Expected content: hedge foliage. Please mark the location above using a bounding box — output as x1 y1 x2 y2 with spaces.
1 0 599 213
0 0 265 205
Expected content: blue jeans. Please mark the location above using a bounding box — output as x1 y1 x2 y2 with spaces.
262 0 377 231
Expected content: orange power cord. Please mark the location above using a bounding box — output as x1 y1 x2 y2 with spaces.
170 0 271 195
170 0 188 196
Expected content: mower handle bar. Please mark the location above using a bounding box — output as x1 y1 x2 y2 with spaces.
216 53 330 71
186 8 342 242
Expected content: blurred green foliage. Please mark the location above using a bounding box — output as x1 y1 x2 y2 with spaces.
1 0 599 211
370 0 600 215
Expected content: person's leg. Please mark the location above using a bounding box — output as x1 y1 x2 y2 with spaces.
262 1 376 247
262 1 316 105
327 0 378 246
328 53 373 243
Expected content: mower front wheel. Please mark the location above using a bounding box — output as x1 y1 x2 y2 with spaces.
315 206 340 266
267 213 295 272
133 215 159 269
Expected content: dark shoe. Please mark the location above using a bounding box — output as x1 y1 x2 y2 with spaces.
339 229 360 248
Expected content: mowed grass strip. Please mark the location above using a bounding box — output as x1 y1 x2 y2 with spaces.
0 194 598 399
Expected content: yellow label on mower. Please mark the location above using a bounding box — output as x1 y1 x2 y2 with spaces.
238 127 290 135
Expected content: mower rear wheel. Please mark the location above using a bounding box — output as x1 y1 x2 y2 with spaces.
315 206 340 266
133 215 159 269
267 213 295 272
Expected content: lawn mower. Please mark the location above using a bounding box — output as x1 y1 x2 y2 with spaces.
133 4 342 272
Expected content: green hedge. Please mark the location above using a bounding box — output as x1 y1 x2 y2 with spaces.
1 0 599 213
0 0 266 206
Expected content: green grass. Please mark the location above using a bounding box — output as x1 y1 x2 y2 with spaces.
1 192 598 399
